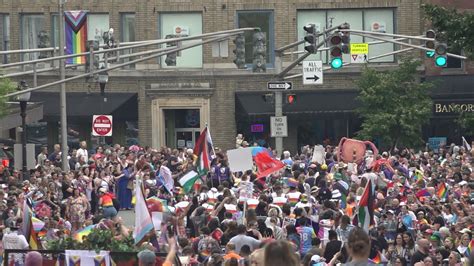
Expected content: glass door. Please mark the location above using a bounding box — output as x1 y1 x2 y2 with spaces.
175 128 201 149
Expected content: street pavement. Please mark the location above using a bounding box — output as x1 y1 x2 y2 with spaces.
117 209 135 227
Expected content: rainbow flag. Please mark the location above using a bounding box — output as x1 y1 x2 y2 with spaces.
416 189 431 199
437 183 448 200
74 224 95 243
287 178 299 188
465 239 474 257
64 11 88 64
369 251 387 264
31 216 45 232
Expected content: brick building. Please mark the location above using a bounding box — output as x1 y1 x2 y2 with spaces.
0 0 429 153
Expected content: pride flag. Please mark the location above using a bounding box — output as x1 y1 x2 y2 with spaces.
74 224 95 243
437 183 448 200
64 11 88 64
466 239 474 257
416 189 431 199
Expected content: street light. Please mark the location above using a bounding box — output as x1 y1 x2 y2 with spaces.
16 80 30 181
98 68 109 102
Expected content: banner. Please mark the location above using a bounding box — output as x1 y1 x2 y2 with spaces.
64 11 88 64
65 250 110 266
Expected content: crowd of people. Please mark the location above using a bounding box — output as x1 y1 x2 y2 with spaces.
0 137 473 266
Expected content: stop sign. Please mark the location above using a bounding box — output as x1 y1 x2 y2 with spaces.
92 115 113 137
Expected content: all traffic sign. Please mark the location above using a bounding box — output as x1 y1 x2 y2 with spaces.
267 81 292 90
92 115 113 137
302 60 323 85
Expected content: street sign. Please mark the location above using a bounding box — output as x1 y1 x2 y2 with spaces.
350 43 369 64
92 115 113 137
302 60 323 85
270 116 288 137
350 43 369 54
351 54 368 63
267 81 292 90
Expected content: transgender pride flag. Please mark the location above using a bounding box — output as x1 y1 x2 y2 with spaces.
64 11 88 64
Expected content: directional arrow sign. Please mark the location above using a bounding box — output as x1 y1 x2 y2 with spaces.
267 81 292 90
302 60 323 85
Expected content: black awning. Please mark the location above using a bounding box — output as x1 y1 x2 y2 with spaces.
29 92 137 121
236 90 360 116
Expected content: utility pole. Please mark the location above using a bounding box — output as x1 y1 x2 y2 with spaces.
58 0 68 171
274 54 283 158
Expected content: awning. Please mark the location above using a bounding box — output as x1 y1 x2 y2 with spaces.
236 90 360 116
0 103 44 130
29 92 137 121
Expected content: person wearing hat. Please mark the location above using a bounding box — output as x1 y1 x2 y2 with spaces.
97 187 117 219
2 218 29 264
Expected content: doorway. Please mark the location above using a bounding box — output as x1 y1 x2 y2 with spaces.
164 109 200 148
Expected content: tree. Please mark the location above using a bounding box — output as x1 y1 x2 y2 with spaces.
456 112 474 136
423 4 474 59
356 59 433 150
0 77 16 117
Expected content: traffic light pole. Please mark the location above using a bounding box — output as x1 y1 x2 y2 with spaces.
58 0 68 171
274 54 283 158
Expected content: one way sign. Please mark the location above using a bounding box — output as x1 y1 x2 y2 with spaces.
267 81 292 90
302 60 323 85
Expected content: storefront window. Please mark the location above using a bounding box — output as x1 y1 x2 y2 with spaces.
0 14 10 63
159 12 203 68
237 10 274 66
297 8 395 63
21 14 46 61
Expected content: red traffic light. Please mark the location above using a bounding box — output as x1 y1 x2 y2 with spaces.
330 34 342 45
330 47 342 57
286 94 296 104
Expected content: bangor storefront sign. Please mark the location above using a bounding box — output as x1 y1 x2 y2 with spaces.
433 101 474 115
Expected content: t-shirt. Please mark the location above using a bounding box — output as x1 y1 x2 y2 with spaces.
296 226 316 255
410 250 428 266
2 231 29 263
323 240 342 262
228 234 261 253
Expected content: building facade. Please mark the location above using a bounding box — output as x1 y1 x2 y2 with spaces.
1 0 425 153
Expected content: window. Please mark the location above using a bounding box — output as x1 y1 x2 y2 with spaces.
297 8 395 63
51 14 59 48
121 13 136 68
160 12 203 68
21 14 46 61
88 14 109 68
237 11 274 66
0 14 10 63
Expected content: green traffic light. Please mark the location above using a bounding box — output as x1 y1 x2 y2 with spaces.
331 57 343 69
426 51 435 58
435 56 447 67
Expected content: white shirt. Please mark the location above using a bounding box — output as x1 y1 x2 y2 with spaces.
2 231 29 263
76 148 89 163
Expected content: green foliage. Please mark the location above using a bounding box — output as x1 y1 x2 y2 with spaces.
0 77 16 117
356 59 433 150
45 228 140 261
423 4 474 59
456 112 474 136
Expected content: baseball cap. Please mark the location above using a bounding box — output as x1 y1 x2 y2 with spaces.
137 249 156 264
459 228 471 234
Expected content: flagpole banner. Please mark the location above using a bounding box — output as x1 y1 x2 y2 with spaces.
64 11 88 64
227 147 253 172
133 180 154 244
65 250 110 266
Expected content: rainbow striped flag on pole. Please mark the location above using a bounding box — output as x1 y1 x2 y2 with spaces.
64 11 88 64
437 182 448 200
133 179 154 245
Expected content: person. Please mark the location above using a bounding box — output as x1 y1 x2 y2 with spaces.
447 251 461 266
388 233 407 265
223 243 242 261
25 251 43 266
296 217 316 258
76 141 89 163
97 187 117 219
65 188 89 232
411 238 430 266
323 229 343 263
117 163 133 210
37 147 48 168
336 215 354 244
264 240 299 266
343 227 372 266
137 249 156 266
229 224 261 253
2 219 29 265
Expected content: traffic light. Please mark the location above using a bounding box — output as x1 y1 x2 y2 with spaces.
286 94 296 104
434 42 448 67
165 35 177 66
339 23 351 54
425 30 436 49
303 24 317 54
252 31 266 73
329 33 343 69
233 34 246 69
